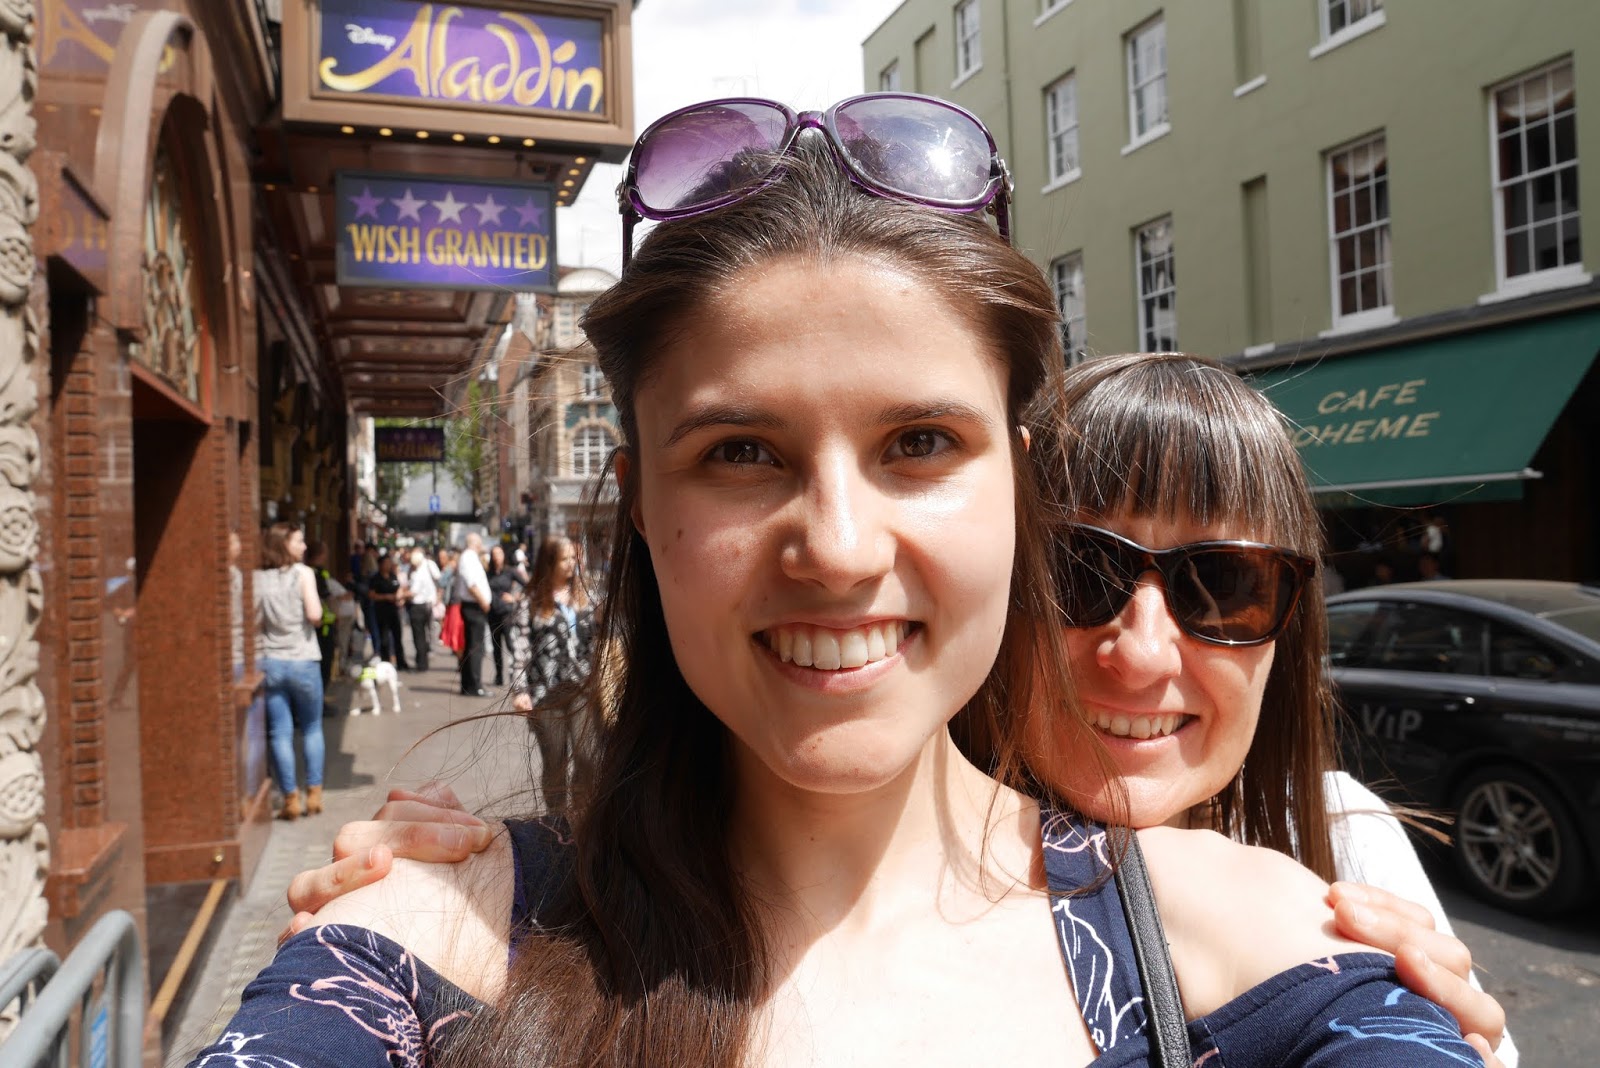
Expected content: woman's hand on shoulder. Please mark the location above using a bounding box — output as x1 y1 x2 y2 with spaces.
309 824 513 1003
1328 881 1507 1057
282 785 492 938
1137 826 1364 1020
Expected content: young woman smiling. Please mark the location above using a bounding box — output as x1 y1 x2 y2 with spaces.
1035 352 1513 1062
192 97 1493 1068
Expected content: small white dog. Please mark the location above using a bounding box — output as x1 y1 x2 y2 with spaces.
348 658 401 716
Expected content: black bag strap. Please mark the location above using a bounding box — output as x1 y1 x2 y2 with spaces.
1109 826 1190 1067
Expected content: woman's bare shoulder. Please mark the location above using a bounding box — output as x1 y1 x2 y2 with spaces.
312 828 515 1002
1135 826 1374 1019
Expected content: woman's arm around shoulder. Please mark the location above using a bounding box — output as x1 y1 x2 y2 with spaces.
1324 771 1517 1065
1326 770 1455 933
185 834 514 1068
312 828 515 1002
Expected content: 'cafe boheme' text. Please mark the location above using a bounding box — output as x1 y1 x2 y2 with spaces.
1292 378 1442 449
318 5 604 113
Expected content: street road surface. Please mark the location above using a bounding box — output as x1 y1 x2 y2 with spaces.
1438 876 1600 1066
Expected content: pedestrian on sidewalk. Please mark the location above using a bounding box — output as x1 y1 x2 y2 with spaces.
405 546 441 671
453 533 492 696
306 540 339 689
511 534 592 809
369 553 410 670
354 543 380 660
255 522 325 821
486 544 520 687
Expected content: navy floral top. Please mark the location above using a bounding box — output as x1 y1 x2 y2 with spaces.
187 812 1483 1067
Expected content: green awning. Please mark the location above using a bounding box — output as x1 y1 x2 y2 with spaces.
1249 309 1599 508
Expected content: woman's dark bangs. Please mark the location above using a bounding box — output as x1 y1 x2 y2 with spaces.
1070 361 1306 548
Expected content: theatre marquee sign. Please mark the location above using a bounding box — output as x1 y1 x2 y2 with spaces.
281 0 635 159
336 171 556 291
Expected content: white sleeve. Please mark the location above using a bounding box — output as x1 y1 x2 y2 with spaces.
1324 769 1519 1067
465 551 490 598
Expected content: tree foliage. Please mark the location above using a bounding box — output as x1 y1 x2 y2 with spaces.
444 379 495 514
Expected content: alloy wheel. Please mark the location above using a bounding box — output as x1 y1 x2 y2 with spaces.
1456 777 1560 901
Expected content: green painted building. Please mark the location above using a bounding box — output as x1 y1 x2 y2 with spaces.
864 0 1600 581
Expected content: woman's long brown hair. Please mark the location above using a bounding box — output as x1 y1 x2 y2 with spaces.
258 521 300 570
441 136 1106 1066
1032 353 1339 881
527 535 571 615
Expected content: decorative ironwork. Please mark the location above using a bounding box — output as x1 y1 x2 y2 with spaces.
138 142 202 402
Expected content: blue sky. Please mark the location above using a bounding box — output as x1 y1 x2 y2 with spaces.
558 0 903 272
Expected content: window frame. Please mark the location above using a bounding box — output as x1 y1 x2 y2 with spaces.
1125 16 1169 149
1312 0 1386 58
1044 73 1081 189
954 0 982 83
570 423 614 479
1324 132 1396 332
879 60 900 92
578 362 605 399
1487 58 1585 297
1134 216 1177 352
1050 252 1086 363
1035 0 1073 27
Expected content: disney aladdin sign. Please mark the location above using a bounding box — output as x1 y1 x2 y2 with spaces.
281 0 635 159
316 0 606 117
336 171 556 291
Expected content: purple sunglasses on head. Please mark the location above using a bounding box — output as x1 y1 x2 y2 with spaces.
616 92 1013 266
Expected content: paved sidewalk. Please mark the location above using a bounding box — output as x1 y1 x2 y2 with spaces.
164 657 536 1065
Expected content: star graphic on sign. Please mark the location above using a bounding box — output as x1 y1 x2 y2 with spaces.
391 188 425 221
515 196 545 228
473 193 506 226
349 185 383 220
432 190 467 224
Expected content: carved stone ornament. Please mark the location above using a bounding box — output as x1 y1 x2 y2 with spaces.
0 0 45 970
138 142 200 402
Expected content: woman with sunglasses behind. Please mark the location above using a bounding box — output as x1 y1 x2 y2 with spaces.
186 96 1492 1068
1035 352 1514 1064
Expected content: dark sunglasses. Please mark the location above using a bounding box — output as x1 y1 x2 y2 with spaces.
617 92 1012 266
1056 524 1314 647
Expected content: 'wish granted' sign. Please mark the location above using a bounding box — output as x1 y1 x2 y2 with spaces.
335 171 556 291
316 0 606 117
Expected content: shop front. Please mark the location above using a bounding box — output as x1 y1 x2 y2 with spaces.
25 1 280 1044
1252 307 1600 584
13 0 637 1054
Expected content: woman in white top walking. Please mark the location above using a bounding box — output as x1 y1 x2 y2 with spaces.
256 522 326 821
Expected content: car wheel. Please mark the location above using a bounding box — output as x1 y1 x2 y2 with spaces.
1450 765 1590 916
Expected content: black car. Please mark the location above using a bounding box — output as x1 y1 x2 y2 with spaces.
1327 580 1600 916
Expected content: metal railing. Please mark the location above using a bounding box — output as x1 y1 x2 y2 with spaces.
0 945 60 1027
0 911 144 1068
